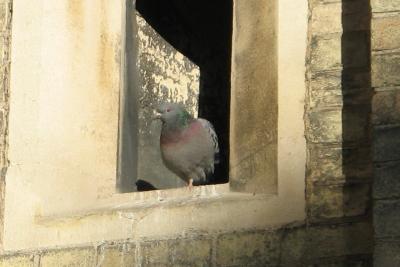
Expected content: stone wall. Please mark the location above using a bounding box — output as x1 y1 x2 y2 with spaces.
306 0 372 224
0 222 372 267
303 0 373 265
371 0 400 266
0 0 11 251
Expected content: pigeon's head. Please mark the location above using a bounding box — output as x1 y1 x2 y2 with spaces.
154 102 192 125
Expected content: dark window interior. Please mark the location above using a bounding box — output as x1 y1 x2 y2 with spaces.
135 0 233 187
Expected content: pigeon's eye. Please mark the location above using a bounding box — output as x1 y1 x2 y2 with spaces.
166 108 171 112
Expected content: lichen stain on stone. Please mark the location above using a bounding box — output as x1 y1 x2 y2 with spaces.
97 0 114 94
136 14 199 112
67 0 84 32
66 0 87 73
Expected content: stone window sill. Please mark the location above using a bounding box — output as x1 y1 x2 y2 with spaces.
23 182 303 251
35 183 274 225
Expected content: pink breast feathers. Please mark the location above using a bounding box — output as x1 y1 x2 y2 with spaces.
160 121 202 147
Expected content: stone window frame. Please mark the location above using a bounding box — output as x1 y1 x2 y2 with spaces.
61 0 306 246
2 0 307 250
118 0 279 195
117 0 232 192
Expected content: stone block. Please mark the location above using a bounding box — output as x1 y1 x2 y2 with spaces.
0 254 33 267
311 0 370 35
216 230 281 267
306 257 372 267
280 227 307 266
308 71 342 108
341 146 372 180
308 145 372 184
307 106 369 144
341 0 372 32
307 183 370 220
342 105 371 143
371 0 400 13
309 31 369 72
121 247 136 267
310 71 342 91
342 70 371 90
141 238 212 267
169 238 212 267
309 70 370 94
215 225 368 266
40 247 96 267
307 109 342 143
98 246 122 267
374 241 400 267
309 0 342 8
374 199 400 238
306 222 373 259
373 125 400 162
372 15 400 51
372 53 400 88
309 87 370 109
97 243 136 267
372 89 400 125
374 160 400 199
341 31 370 69
309 86 343 108
279 223 373 265
140 240 169 266
308 145 344 183
310 35 342 71
311 3 342 34
308 71 371 108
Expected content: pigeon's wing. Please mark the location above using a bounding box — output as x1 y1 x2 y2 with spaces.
198 118 220 164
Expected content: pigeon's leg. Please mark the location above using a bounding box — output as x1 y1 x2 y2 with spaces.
188 179 193 191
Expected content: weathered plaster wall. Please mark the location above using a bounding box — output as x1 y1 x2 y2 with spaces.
371 0 400 265
0 0 11 252
3 0 123 248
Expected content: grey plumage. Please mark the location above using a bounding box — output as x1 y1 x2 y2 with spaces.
154 103 219 187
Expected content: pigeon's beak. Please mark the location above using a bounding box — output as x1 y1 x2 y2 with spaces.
152 112 162 121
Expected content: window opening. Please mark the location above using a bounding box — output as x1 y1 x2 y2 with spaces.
118 0 232 192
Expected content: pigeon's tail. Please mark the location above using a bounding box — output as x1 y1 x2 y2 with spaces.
193 171 218 186
198 118 219 163
214 151 220 164
192 178 209 186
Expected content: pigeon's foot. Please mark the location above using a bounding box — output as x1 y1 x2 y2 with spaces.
187 179 193 191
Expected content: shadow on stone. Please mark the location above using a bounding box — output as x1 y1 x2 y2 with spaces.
136 179 158 191
341 0 373 262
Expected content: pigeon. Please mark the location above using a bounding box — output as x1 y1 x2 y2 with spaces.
153 102 219 189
